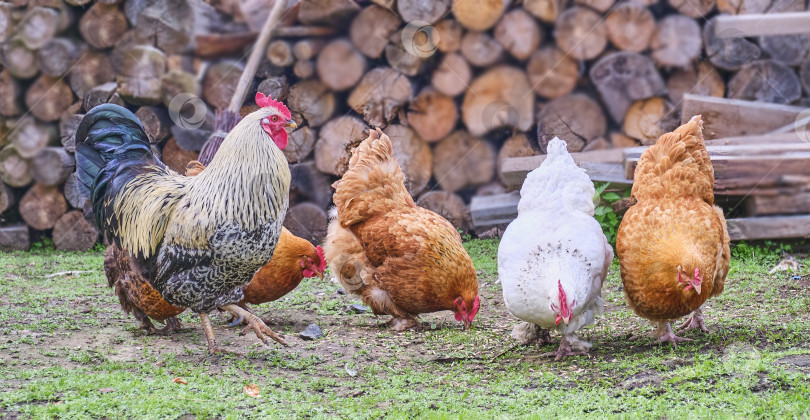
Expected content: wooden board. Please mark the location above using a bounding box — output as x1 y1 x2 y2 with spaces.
726 215 810 240
681 94 806 139
470 192 520 228
623 143 810 194
714 12 810 37
471 194 810 241
746 193 810 216
500 149 626 189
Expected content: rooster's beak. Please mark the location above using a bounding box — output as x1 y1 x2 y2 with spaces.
286 119 298 129
463 319 472 330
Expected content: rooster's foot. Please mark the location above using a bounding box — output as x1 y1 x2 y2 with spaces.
222 304 287 347
387 317 418 331
539 336 589 361
654 322 693 348
226 315 244 328
536 328 553 346
676 308 709 333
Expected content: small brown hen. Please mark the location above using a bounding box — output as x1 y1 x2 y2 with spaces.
324 129 479 331
105 161 326 336
617 116 730 346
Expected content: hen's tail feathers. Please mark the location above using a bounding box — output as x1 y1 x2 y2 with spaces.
631 115 715 204
75 104 161 231
518 137 595 216
332 128 414 226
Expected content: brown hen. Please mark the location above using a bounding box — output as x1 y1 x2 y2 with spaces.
617 116 730 346
324 129 479 331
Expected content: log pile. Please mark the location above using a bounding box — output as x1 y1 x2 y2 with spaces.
1 1 809 251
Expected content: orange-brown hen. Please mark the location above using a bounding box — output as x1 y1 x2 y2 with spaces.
324 129 479 331
617 116 730 346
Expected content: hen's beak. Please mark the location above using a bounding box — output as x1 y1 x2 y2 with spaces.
463 319 472 330
286 119 298 129
317 271 325 280
693 283 702 295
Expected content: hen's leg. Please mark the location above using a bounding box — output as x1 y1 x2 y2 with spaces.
676 307 709 333
654 321 693 347
540 334 590 361
387 317 419 331
154 317 183 335
221 304 287 347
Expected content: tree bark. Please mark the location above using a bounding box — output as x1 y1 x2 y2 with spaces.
287 80 335 128
650 15 701 68
462 66 534 136
453 0 507 31
461 31 503 67
383 124 432 196
493 9 542 61
406 89 458 143
622 97 678 145
25 75 75 122
590 51 666 123
348 67 413 127
605 3 656 53
79 2 128 49
433 130 496 193
0 225 30 251
53 210 99 251
19 183 68 231
314 116 369 176
349 5 400 59
0 146 33 188
431 53 471 97
728 60 802 104
32 147 75 187
316 38 366 91
0 70 23 117
554 7 608 60
526 46 578 99
537 94 607 153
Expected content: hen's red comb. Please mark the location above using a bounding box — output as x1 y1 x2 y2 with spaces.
255 92 291 120
316 245 327 272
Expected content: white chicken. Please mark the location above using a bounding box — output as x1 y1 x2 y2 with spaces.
498 137 613 360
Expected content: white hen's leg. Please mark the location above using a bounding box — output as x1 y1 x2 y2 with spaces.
540 333 590 360
676 307 709 333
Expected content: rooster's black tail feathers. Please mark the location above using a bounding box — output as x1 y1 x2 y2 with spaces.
75 104 159 232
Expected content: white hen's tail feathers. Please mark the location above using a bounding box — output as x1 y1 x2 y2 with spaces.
518 137 595 216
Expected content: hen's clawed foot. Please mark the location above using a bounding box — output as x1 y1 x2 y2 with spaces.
387 317 418 331
655 322 693 347
221 304 287 347
676 308 709 333
539 337 588 361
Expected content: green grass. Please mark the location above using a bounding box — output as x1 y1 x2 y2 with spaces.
1 240 810 419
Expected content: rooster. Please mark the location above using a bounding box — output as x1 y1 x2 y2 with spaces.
324 129 479 330
499 137 613 359
76 93 296 353
105 162 327 334
617 116 730 346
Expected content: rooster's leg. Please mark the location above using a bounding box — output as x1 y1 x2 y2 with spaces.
199 313 225 354
221 304 287 347
153 317 183 335
539 334 589 361
654 321 693 347
676 307 709 333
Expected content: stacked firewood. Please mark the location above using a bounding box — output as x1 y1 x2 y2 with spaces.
1 0 809 251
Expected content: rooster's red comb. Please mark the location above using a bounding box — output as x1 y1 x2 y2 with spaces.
316 245 327 272
255 92 291 120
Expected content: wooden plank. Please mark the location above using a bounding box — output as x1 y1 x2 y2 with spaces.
0 225 30 251
501 149 625 189
470 192 520 228
726 215 810 240
681 94 805 139
705 132 805 146
746 193 810 216
623 143 810 182
714 12 810 38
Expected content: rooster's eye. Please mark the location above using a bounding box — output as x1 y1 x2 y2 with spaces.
271 115 279 122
